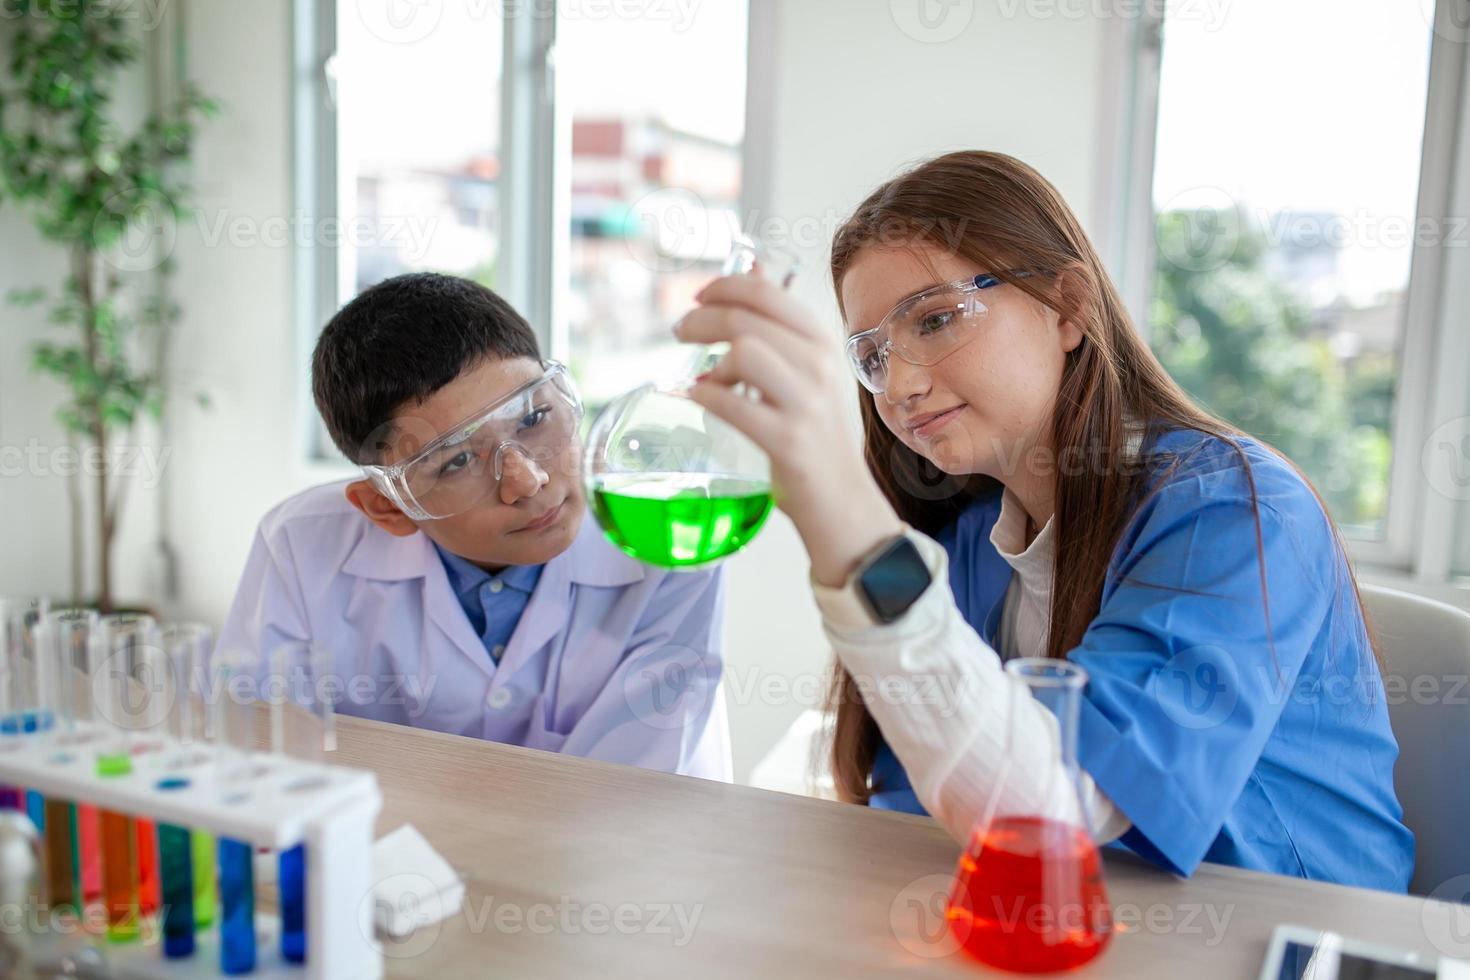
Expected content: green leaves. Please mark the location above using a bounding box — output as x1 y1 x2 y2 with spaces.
1152 212 1395 529
31 291 161 438
7 286 46 307
2 0 217 446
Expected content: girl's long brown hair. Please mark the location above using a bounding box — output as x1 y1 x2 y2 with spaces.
824 150 1374 805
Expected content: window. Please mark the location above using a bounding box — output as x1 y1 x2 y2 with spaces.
334 4 502 298
299 1 750 460
557 3 749 407
296 0 507 463
1146 1 1434 542
1110 0 1470 589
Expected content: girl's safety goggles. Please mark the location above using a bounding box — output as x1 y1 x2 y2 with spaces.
844 271 1034 395
362 361 583 521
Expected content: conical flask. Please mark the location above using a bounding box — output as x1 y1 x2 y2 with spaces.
946 658 1112 972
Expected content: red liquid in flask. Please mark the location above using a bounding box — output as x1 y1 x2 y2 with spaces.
946 815 1112 973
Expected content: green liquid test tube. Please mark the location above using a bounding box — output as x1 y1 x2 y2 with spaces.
192 829 217 927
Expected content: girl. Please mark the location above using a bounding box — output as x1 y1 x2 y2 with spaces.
675 151 1412 890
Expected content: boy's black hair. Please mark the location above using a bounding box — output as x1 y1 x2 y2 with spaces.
311 272 541 462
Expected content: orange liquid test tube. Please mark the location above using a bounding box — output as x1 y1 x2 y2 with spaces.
100 808 140 942
137 818 161 914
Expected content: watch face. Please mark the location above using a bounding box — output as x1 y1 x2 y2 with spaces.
858 536 932 623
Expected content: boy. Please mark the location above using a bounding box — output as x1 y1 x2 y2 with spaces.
217 273 730 779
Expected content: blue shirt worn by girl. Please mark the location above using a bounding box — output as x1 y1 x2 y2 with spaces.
868 427 1414 892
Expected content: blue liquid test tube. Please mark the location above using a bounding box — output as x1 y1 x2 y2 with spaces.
271 641 337 965
218 836 255 974
213 651 258 975
159 624 214 959
280 843 306 963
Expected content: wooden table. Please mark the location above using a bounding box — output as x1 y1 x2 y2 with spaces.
328 715 1468 978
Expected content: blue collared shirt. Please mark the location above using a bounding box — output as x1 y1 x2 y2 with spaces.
433 543 545 663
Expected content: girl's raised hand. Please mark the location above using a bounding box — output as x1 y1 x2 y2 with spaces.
675 274 903 587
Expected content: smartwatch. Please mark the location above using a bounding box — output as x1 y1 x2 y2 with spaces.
851 531 935 625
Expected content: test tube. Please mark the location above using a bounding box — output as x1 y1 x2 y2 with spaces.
50 608 107 907
163 623 219 929
0 650 14 812
45 608 96 744
212 650 257 975
191 830 216 928
39 610 96 916
157 622 212 958
27 792 44 833
28 619 69 917
217 837 255 975
114 616 169 917
0 600 22 808
272 642 336 965
0 596 49 735
96 614 155 944
279 843 305 964
1 599 49 831
95 613 157 774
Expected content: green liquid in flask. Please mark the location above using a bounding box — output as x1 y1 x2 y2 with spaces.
591 473 773 568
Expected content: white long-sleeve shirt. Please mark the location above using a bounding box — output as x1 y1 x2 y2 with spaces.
810 495 1132 845
992 488 1056 663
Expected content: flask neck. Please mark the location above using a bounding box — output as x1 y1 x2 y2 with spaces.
1005 657 1084 770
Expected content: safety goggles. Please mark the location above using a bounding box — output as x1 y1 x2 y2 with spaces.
843 271 1034 395
362 361 583 521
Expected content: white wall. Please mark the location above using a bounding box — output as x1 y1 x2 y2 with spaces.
0 0 1114 783
0 210 101 603
0 28 159 608
159 0 304 626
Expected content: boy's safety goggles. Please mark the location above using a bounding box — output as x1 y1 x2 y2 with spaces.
844 271 1034 395
361 361 583 521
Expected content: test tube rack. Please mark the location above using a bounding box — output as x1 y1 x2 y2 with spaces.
0 720 382 980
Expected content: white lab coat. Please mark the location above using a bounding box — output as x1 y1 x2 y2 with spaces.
216 481 731 779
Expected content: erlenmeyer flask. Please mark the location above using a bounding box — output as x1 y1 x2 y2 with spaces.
584 235 799 570
946 658 1112 973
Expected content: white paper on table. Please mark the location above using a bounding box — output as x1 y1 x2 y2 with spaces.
372 822 466 939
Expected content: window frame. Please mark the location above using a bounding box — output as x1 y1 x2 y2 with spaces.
1107 1 1470 590
296 0 759 469
292 0 560 470
296 1 1468 591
